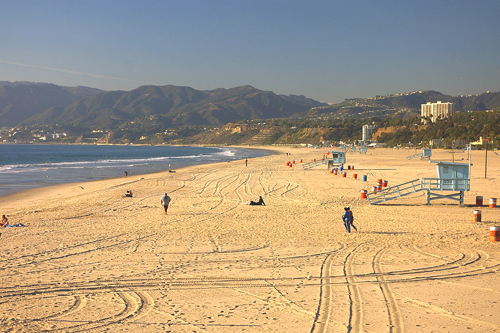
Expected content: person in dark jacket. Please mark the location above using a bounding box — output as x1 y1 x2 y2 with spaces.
249 196 265 206
342 207 351 233
348 207 357 231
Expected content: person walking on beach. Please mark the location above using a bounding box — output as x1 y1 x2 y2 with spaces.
348 207 357 231
245 158 248 167
342 207 351 233
161 193 171 214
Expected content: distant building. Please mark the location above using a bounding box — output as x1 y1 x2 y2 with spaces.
421 101 455 123
362 124 375 141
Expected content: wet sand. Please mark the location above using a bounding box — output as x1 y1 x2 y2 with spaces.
0 147 499 332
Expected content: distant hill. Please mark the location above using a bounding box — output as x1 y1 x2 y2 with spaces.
0 82 105 127
20 85 327 129
303 90 500 120
0 83 105 127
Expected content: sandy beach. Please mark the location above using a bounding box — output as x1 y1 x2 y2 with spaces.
1 146 499 333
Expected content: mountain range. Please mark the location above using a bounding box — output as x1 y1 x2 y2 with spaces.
1 81 499 129
0 82 325 129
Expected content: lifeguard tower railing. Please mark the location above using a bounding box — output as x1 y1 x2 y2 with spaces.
406 149 432 160
367 178 470 205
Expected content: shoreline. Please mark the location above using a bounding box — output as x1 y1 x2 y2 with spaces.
0 144 278 199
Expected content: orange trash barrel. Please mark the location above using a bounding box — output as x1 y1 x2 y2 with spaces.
377 182 382 191
489 198 497 208
352 174 357 179
476 196 483 206
292 160 295 164
490 227 500 241
473 210 481 222
360 190 367 199
382 180 388 187
371 186 377 193
330 168 334 173
351 166 355 170
342 172 347 177
377 179 382 184
333 169 338 175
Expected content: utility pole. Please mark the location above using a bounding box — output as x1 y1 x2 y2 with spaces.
485 139 488 179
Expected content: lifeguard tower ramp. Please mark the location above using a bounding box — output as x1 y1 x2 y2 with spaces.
302 150 346 170
367 161 470 205
406 148 432 160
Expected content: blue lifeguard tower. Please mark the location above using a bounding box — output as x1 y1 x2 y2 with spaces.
302 150 346 170
367 160 471 206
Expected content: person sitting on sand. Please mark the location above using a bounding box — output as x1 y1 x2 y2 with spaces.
124 190 133 197
1 215 8 227
249 196 266 206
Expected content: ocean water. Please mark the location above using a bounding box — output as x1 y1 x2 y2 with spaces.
0 144 271 197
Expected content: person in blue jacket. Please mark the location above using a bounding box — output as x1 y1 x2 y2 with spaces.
342 207 352 233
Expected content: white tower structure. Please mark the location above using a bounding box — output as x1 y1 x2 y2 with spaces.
362 124 375 141
421 101 455 123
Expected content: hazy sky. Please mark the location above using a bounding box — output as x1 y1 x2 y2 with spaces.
1 0 499 103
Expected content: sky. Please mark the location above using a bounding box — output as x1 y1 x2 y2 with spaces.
1 0 499 103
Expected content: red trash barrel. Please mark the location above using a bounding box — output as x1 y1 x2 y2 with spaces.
489 198 497 208
473 210 481 222
352 174 357 179
360 190 367 199
476 196 483 206
342 172 347 178
382 180 388 187
490 227 500 241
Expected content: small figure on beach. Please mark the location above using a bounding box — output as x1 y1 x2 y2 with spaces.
248 196 265 206
1 215 8 228
342 207 352 233
161 192 171 214
348 207 357 231
245 158 248 167
124 190 133 198
168 164 175 172
124 171 128 177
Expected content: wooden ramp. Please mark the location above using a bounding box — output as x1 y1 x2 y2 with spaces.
367 179 424 204
406 153 422 160
301 159 329 169
367 178 469 205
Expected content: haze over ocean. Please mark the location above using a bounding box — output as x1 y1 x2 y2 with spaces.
0 144 272 197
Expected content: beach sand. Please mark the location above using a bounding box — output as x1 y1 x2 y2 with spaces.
0 147 499 332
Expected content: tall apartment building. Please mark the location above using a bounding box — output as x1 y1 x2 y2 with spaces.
421 101 455 123
362 124 375 141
